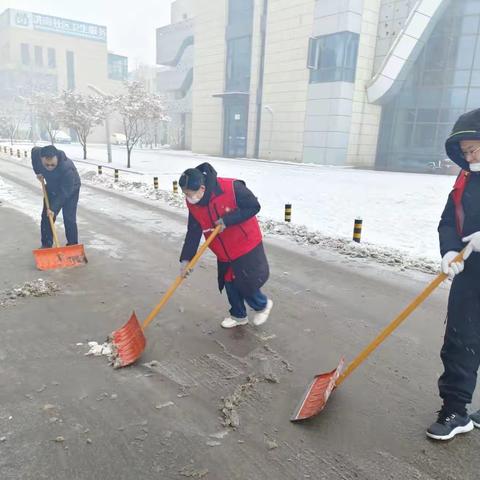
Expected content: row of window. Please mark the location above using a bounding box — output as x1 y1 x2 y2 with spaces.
21 44 57 69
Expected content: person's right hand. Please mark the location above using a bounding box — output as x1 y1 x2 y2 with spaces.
36 174 44 182
179 260 193 278
441 251 464 280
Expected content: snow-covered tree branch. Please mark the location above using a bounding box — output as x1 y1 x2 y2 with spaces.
112 82 168 168
61 91 105 159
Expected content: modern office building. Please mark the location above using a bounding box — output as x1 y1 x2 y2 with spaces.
191 0 477 172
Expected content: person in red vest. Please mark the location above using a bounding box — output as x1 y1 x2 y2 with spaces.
178 163 273 329
427 108 480 440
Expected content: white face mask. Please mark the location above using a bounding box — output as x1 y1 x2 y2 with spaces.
470 163 480 172
186 194 202 204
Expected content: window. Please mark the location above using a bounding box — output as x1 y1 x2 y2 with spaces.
228 0 253 27
307 37 319 69
226 36 252 92
108 54 128 81
21 43 30 65
308 32 359 83
66 51 75 90
48 48 56 68
34 46 43 67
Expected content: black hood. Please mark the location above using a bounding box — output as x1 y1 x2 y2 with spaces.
194 162 218 206
445 108 480 171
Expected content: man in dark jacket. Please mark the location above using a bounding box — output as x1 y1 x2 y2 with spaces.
427 108 480 440
179 163 273 328
31 145 81 248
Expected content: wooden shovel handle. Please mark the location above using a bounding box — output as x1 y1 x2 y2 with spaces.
336 250 466 386
142 225 222 330
41 180 60 248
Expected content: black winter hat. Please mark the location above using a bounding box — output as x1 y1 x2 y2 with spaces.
179 168 205 191
40 145 59 158
446 108 480 171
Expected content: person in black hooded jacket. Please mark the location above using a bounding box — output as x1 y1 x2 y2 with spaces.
427 108 480 440
31 145 81 248
178 163 273 329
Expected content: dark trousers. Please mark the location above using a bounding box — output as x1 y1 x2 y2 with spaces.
224 281 268 319
439 268 480 411
41 188 80 247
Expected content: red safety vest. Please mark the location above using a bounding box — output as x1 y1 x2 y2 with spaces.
452 170 470 235
186 178 263 263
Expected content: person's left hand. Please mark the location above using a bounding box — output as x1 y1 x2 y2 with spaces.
47 209 54 218
214 218 226 232
463 231 480 259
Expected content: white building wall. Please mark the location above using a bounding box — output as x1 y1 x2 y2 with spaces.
374 0 417 73
191 0 226 155
258 0 315 162
346 0 383 167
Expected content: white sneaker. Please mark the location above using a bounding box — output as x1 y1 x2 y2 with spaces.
221 316 249 329
253 299 273 326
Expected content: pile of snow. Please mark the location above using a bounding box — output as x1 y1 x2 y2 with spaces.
221 375 259 429
81 171 186 210
0 279 60 307
84 340 124 369
80 170 441 275
85 341 113 357
261 220 439 275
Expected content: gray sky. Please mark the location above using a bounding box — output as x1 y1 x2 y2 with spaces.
0 0 173 68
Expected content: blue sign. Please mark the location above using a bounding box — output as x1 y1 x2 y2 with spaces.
10 9 107 43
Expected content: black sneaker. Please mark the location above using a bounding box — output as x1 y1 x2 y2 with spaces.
470 409 480 428
426 411 474 441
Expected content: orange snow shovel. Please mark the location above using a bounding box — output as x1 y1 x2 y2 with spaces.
291 251 465 422
110 225 222 368
33 180 87 271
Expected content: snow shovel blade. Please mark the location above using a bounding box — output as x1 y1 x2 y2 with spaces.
110 312 146 368
290 358 344 422
33 244 87 271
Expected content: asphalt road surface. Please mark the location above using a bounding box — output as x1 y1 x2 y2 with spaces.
0 155 478 480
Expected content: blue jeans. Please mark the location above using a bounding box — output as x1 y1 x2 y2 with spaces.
41 188 80 247
224 282 268 319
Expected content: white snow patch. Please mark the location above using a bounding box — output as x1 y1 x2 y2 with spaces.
85 341 113 357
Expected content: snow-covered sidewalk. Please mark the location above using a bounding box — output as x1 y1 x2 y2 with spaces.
2 142 457 266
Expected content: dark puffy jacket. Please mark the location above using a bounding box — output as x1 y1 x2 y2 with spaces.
440 109 480 270
32 147 81 214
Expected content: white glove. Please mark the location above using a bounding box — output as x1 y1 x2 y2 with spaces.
462 231 480 260
441 251 464 280
179 260 192 278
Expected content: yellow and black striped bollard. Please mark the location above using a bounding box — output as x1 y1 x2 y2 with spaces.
284 204 292 223
98 166 103 175
9 148 13 156
353 218 363 243
114 169 119 182
154 177 159 189
16 149 20 158
24 150 28 158
173 180 178 194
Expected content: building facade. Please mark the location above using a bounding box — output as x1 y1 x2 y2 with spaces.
0 8 128 99
0 8 128 142
156 0 194 149
191 0 479 172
